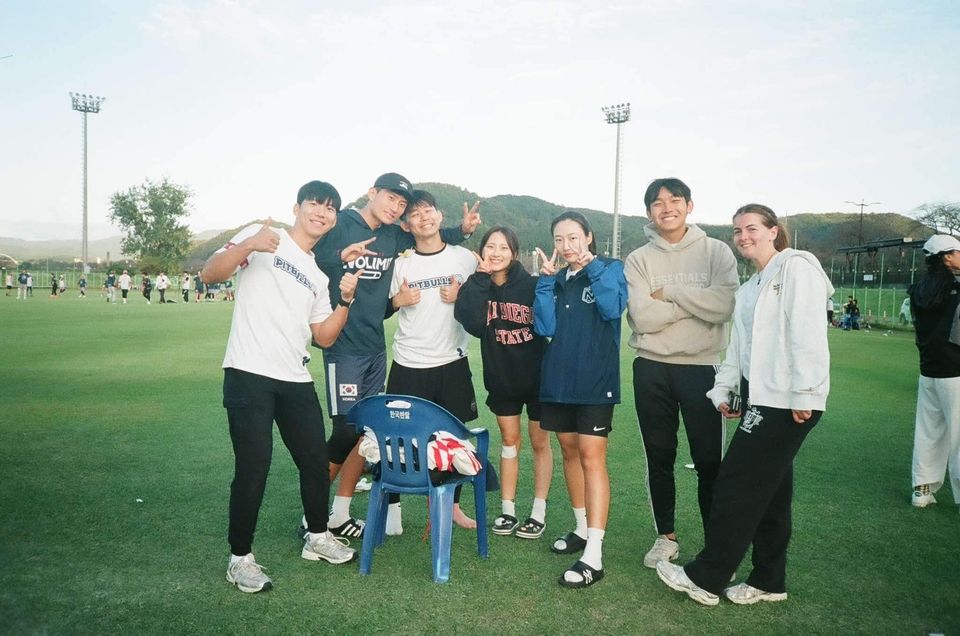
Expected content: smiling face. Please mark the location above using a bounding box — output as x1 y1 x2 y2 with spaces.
647 186 693 243
732 212 779 265
553 219 593 265
293 198 338 240
402 202 442 241
481 230 515 274
367 188 409 226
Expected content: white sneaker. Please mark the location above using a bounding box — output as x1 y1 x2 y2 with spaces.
302 531 356 564
656 560 719 606
226 554 272 593
724 582 787 605
644 536 679 568
912 484 937 508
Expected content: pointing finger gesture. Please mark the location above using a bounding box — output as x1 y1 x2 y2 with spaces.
341 237 377 263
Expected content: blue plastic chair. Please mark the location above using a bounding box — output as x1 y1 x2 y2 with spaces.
347 394 490 583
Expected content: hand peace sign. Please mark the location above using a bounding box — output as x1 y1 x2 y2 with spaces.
535 247 559 276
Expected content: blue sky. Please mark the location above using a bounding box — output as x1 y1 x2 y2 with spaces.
1 0 958 241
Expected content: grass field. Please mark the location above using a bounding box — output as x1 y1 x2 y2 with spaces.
2 292 958 635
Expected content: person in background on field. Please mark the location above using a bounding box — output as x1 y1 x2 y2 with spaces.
301 172 479 541
58 274 66 295
141 272 153 304
624 178 739 570
656 204 832 607
5 272 12 296
181 271 191 303
50 273 58 297
26 272 33 296
118 269 132 304
383 189 480 534
223 278 235 301
79 274 87 298
105 271 117 303
194 271 204 302
455 225 553 540
17 271 28 299
826 296 834 326
534 210 627 589
907 234 960 510
202 180 361 594
156 272 170 303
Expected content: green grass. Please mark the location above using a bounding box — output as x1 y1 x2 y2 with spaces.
1 292 958 635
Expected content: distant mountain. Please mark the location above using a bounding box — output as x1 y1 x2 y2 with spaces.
3 184 935 270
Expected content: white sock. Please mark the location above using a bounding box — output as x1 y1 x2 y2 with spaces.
530 498 547 524
229 553 250 565
573 507 588 538
329 496 352 527
304 530 330 542
501 500 516 518
386 503 403 535
581 528 605 571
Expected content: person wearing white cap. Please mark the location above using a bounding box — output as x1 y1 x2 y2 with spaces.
908 234 960 509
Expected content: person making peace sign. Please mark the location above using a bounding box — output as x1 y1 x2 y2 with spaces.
533 211 627 589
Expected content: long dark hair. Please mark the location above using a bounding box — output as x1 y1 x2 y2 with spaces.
550 210 597 255
479 225 520 263
733 203 789 252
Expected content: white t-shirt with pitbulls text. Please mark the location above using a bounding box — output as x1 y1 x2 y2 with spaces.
390 244 477 369
220 225 333 382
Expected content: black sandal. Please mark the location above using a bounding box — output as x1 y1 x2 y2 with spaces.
492 514 519 536
550 531 587 554
515 517 545 539
329 517 365 539
558 560 605 588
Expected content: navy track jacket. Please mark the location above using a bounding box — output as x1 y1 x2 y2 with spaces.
534 256 627 405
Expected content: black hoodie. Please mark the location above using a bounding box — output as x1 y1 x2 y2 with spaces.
454 260 545 400
909 271 960 377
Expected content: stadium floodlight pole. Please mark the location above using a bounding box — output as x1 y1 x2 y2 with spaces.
602 103 631 259
70 92 106 275
844 199 881 246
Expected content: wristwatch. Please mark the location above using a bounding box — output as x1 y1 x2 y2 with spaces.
337 297 353 309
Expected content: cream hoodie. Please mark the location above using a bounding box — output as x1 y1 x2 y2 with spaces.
624 223 739 364
706 249 834 412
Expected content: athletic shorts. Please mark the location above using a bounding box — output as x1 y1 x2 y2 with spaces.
322 350 387 418
540 403 614 437
385 357 478 424
486 392 542 421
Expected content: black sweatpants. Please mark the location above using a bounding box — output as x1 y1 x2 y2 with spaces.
684 378 820 595
633 357 724 536
223 368 331 556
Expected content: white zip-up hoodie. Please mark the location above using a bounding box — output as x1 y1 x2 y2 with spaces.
706 249 834 412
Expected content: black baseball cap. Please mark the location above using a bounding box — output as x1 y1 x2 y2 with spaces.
373 172 414 201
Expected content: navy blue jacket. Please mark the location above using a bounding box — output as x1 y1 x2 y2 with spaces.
313 208 466 356
534 257 627 405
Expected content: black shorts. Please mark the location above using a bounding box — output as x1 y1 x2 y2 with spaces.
486 392 542 421
540 403 614 437
386 357 478 423
322 350 388 418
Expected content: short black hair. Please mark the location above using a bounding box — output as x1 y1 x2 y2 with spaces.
297 180 341 209
402 190 437 218
643 178 692 211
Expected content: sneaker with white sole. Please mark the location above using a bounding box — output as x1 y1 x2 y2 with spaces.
302 531 357 564
226 554 272 593
723 582 788 605
656 561 719 606
912 483 937 508
644 536 679 568
354 477 373 493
